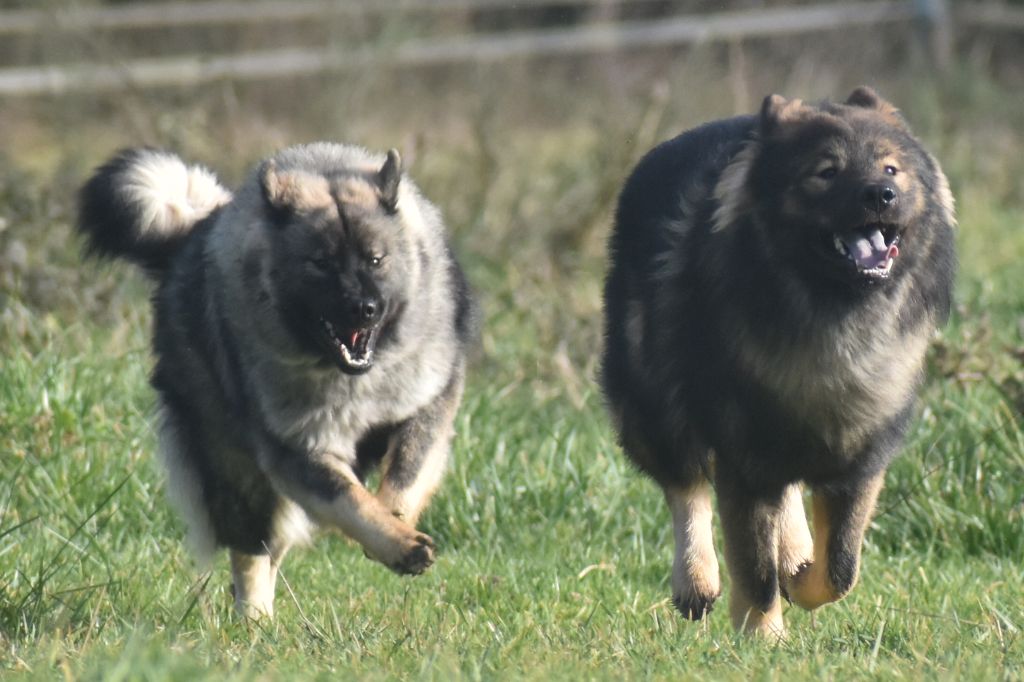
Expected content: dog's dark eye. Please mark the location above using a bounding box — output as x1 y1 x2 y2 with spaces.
816 167 838 180
307 257 332 272
369 255 384 267
884 165 898 176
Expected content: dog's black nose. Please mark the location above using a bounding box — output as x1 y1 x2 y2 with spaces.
863 183 898 211
355 298 381 322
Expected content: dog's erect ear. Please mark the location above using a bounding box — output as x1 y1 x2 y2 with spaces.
261 160 332 224
845 85 886 109
260 161 291 225
845 85 905 125
377 149 402 213
759 94 806 136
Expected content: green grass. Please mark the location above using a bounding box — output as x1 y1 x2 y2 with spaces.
2 62 1023 679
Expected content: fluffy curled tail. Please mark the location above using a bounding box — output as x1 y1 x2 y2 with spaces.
77 148 231 276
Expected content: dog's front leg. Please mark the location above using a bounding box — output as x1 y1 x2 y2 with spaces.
776 482 814 596
783 472 885 610
716 473 787 637
376 369 464 526
664 479 721 620
260 439 435 575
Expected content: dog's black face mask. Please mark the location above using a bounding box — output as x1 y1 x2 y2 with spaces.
261 152 409 374
307 257 388 375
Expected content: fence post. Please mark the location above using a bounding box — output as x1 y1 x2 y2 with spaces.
915 0 952 71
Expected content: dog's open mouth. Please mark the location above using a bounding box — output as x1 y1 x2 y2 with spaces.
320 317 379 374
830 223 900 280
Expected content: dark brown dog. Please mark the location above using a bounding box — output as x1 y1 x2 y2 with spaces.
601 87 955 636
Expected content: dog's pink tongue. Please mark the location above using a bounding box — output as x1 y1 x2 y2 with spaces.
844 229 893 270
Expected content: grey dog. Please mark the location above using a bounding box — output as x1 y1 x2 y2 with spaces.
78 143 477 618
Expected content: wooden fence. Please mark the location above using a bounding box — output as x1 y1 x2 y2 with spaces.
0 0 1018 97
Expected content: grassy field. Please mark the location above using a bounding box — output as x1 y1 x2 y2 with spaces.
1 47 1023 679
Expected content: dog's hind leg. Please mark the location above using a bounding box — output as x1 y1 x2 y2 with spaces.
376 369 464 526
783 472 885 610
776 483 814 601
664 479 721 620
229 530 293 619
230 550 276 619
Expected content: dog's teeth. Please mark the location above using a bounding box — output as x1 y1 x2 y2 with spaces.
338 342 372 368
833 235 849 257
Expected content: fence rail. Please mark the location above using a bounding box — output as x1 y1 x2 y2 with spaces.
0 0 1016 97
958 1 1024 30
0 0 666 34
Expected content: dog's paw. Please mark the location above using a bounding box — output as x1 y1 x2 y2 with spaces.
672 591 717 621
389 532 436 575
782 559 847 610
779 560 813 603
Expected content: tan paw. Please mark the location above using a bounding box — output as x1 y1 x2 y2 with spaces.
385 532 436 575
782 560 844 610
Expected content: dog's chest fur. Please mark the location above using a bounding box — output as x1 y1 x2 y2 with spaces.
250 337 455 457
727 277 931 456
